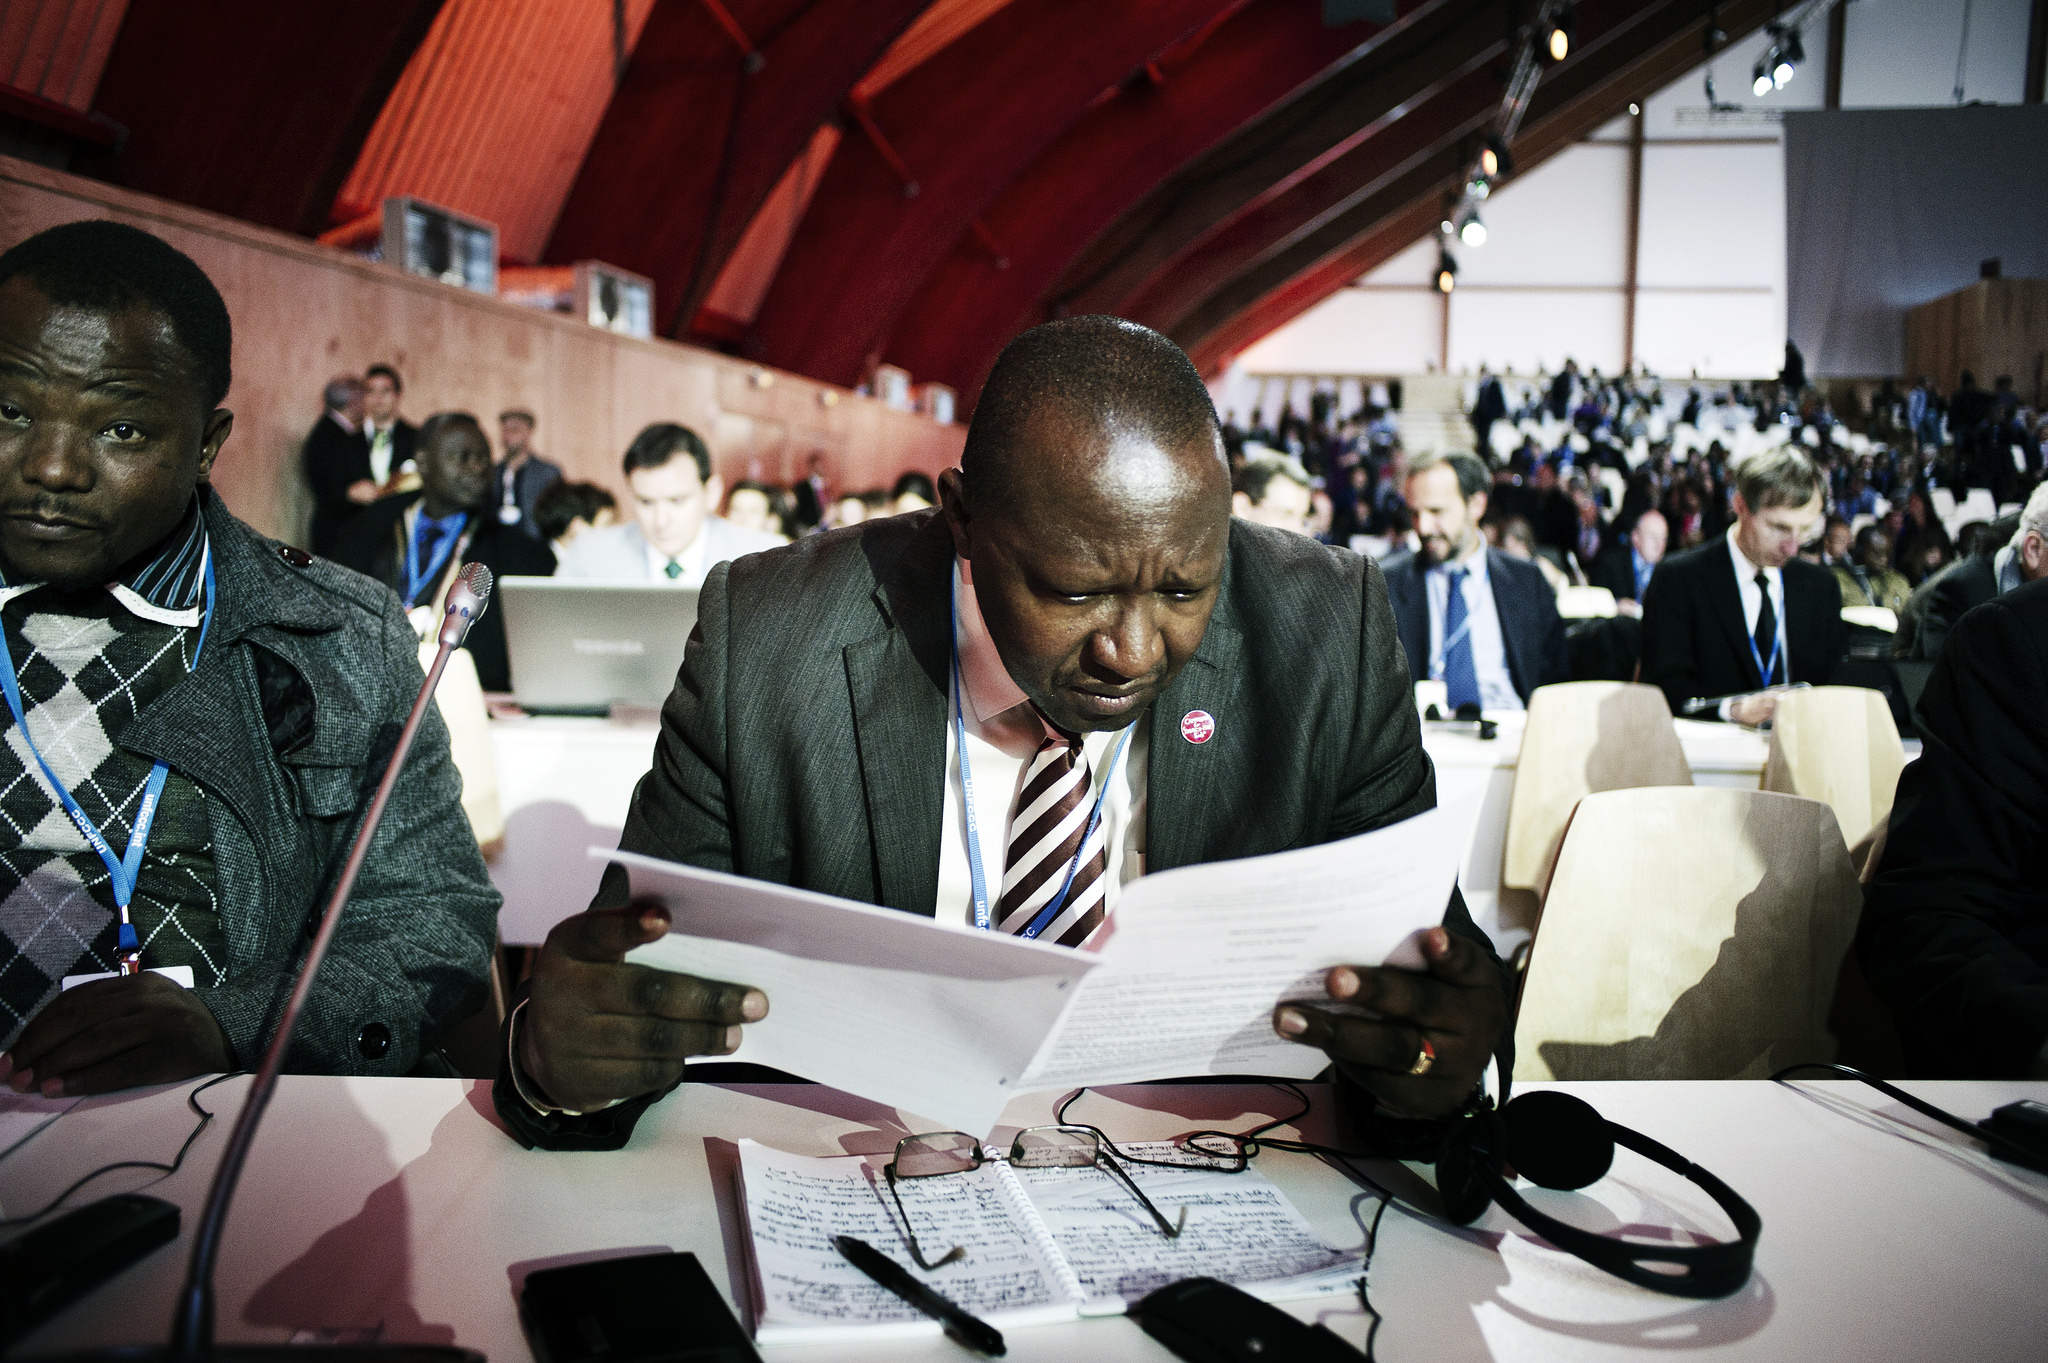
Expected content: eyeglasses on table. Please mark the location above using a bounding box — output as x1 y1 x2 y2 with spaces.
882 1124 1190 1270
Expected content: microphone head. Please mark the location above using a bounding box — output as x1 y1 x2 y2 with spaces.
1503 1090 1614 1190
438 562 494 647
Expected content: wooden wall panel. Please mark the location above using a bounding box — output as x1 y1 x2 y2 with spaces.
0 155 962 546
1905 280 2048 401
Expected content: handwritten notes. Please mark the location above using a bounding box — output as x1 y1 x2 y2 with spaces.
737 1138 1357 1342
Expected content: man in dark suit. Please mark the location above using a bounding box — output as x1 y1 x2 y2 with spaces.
1590 508 1667 618
1898 496 2048 660
361 363 418 493
498 318 1510 1148
1640 445 1845 723
300 375 372 557
333 411 554 691
1382 451 1568 709
1469 367 1506 449
1859 577 2048 1077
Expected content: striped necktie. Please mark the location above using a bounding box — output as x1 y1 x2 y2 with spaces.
998 734 1108 948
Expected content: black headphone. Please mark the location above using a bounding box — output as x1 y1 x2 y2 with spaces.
1435 1090 1762 1299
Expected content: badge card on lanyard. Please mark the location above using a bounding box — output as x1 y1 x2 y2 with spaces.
0 550 217 975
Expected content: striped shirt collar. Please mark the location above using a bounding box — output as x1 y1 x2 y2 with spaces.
0 495 210 626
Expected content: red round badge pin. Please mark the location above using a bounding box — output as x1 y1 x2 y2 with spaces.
1180 710 1215 744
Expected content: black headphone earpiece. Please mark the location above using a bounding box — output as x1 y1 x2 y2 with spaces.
1434 1090 1761 1299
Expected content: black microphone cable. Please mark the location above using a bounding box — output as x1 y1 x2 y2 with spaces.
0 1070 242 1228
1770 1062 2048 1175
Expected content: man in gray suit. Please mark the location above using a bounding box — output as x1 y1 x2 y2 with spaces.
499 318 1509 1150
553 422 782 585
0 221 495 1096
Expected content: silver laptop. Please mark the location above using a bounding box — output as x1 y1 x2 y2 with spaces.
499 577 699 713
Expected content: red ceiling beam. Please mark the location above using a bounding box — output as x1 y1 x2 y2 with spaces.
1178 0 1780 373
881 0 1384 407
1046 0 1489 322
745 0 1241 388
72 0 444 237
544 0 930 338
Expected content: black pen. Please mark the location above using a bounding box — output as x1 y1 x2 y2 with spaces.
833 1234 1007 1356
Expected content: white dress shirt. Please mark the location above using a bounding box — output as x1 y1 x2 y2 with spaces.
1423 542 1521 712
1726 529 1787 681
935 559 1147 943
643 526 712 587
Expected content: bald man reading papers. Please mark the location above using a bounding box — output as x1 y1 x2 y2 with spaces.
498 318 1510 1151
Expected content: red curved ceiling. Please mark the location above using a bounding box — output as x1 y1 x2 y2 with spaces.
40 0 1776 401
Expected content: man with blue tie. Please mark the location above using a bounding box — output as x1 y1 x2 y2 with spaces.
1590 508 1667 618
1382 451 1568 710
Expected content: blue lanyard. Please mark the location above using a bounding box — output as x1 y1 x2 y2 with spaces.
950 572 1131 938
404 509 468 608
1746 587 1784 688
0 551 216 964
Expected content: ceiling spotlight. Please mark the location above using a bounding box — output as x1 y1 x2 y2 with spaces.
1773 28 1802 87
1468 176 1491 200
1460 214 1487 247
1752 53 1776 98
1544 6 1574 62
1436 249 1458 293
1442 218 1455 235
1628 102 1640 116
1480 133 1512 179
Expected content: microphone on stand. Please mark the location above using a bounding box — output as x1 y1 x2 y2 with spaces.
45 564 497 1363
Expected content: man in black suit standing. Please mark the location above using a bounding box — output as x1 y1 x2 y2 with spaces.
1383 451 1568 709
1590 508 1667 618
361 363 418 494
1469 366 1506 450
498 318 1510 1147
1640 445 1845 723
332 411 554 691
300 374 372 557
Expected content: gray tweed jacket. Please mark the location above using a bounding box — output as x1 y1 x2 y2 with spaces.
500 508 1506 1149
124 490 498 1074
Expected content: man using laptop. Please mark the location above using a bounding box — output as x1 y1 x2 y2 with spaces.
498 318 1510 1153
554 423 782 585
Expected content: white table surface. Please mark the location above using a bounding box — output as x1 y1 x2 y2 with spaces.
489 712 1861 952
3 1076 2042 1361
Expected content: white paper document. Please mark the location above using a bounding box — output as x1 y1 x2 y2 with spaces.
736 1138 1356 1344
621 797 1475 1133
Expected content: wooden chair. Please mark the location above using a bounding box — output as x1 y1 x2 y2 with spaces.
1513 788 1862 1081
1502 682 1692 896
1762 685 1907 850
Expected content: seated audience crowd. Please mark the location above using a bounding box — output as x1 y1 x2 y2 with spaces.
1 215 2041 1178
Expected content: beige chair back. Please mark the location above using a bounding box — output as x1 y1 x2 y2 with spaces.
1513 788 1862 1081
1762 685 1906 849
1502 682 1692 893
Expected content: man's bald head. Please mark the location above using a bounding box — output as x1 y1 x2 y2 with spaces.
940 318 1232 733
961 316 1226 518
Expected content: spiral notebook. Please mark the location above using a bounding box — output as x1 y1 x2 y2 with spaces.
734 1138 1361 1345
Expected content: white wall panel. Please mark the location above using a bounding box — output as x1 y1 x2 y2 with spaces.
1448 289 1625 375
1633 290 1784 379
1457 144 1629 287
1360 234 1440 286
1638 142 1784 288
1236 287 1444 374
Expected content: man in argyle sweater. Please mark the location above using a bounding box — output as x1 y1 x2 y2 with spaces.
0 221 496 1096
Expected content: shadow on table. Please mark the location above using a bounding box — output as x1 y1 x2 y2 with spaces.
241 1088 457 1346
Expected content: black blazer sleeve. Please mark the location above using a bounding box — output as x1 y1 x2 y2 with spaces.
1639 555 1701 714
1858 580 2048 1077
